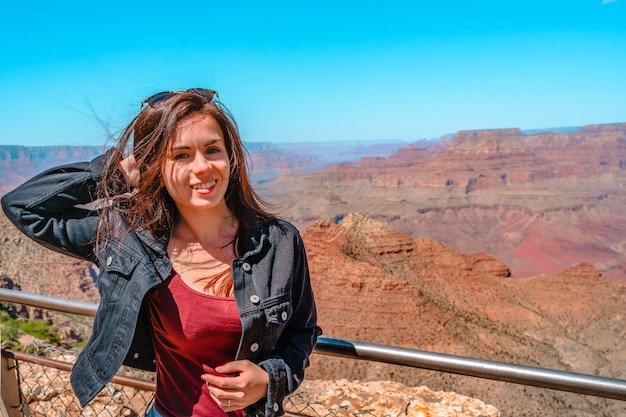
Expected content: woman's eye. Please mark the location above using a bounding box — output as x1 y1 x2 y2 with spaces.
206 147 221 154
173 153 189 160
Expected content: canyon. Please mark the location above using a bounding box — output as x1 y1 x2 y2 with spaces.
3 123 625 280
2 211 625 416
256 123 626 280
303 213 626 416
1 122 626 416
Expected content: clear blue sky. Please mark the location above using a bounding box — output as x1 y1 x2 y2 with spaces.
1 1 624 147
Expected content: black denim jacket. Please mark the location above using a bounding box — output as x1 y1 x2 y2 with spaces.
1 152 321 417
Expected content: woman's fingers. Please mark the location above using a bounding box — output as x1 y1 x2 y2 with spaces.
202 360 269 409
207 388 239 411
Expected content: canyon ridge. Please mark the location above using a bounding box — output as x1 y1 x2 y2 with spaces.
1 123 626 416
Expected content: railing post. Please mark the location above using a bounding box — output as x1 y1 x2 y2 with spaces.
1 349 27 417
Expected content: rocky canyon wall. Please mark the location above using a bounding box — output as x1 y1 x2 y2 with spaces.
257 123 626 280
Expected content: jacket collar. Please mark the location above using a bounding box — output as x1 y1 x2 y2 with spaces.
135 227 172 281
237 218 272 260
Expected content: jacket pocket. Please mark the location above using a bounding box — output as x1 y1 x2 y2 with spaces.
95 249 140 304
264 299 293 325
261 298 293 354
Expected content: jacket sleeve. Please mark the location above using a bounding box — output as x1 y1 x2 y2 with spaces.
252 227 322 417
1 151 112 262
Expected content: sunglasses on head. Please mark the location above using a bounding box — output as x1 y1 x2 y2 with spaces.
140 88 219 109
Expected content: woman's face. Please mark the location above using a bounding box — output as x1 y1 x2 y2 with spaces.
161 114 231 217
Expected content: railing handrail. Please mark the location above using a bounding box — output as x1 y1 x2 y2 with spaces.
1 287 625 401
0 287 98 316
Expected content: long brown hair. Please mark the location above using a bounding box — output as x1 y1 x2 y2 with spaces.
97 90 273 248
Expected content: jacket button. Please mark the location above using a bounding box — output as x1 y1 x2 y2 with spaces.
133 352 139 359
281 311 288 321
242 262 252 272
250 343 259 352
250 295 260 304
106 256 113 266
273 403 279 412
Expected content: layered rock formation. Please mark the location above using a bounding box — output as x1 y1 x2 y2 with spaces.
304 213 626 417
0 146 105 195
258 123 626 280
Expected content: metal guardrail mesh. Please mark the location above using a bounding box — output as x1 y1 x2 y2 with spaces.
8 343 154 416
5 342 379 417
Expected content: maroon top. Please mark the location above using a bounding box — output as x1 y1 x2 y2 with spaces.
146 272 244 417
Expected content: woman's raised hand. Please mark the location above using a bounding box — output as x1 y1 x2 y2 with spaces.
119 154 140 189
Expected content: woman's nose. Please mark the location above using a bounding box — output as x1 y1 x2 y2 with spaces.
191 152 210 173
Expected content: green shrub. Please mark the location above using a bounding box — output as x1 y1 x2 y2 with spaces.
20 320 61 344
0 311 60 349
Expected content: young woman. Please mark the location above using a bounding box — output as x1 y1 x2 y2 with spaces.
1 88 321 417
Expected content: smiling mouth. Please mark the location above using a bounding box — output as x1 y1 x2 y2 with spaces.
192 180 217 190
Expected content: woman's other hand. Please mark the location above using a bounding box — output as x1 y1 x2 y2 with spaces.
202 360 269 412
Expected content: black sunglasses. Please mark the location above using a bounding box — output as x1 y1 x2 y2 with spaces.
140 88 219 109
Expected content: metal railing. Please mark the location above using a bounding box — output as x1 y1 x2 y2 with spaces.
1 344 156 417
1 287 626 414
317 338 626 401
